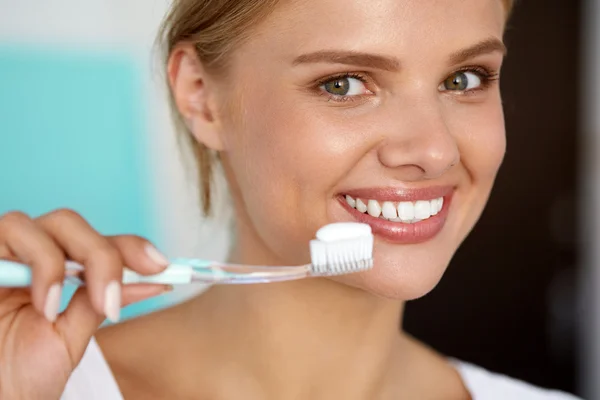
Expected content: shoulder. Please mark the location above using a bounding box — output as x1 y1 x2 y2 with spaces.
62 337 123 400
452 360 582 400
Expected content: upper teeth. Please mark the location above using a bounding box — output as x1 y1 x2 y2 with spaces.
345 195 444 223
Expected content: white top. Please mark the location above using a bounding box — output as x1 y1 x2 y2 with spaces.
61 338 582 400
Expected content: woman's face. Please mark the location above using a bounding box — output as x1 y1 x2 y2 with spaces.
213 0 506 299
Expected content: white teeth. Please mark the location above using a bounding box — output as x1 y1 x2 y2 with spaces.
345 195 356 208
367 200 382 218
356 198 368 213
391 217 421 224
345 195 444 223
414 200 431 219
381 201 397 219
430 199 439 215
431 197 444 215
397 201 415 222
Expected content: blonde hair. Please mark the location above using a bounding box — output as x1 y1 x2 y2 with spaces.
158 0 515 216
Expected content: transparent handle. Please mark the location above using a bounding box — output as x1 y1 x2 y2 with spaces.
190 262 311 284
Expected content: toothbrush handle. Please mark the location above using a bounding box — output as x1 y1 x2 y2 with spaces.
0 260 198 287
0 260 36 287
0 259 313 287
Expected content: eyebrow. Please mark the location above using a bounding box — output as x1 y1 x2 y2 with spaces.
449 38 507 65
292 38 506 72
292 51 400 72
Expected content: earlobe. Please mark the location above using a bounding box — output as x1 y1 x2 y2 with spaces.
167 44 225 151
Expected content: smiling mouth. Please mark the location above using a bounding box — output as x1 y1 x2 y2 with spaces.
344 195 444 224
336 186 454 244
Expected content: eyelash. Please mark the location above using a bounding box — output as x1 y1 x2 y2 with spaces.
315 72 371 103
315 66 500 103
451 65 500 94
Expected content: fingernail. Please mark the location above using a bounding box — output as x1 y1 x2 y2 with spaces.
144 244 169 268
44 283 62 322
163 285 174 293
104 281 121 323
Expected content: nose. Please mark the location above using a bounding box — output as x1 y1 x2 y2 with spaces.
376 98 460 182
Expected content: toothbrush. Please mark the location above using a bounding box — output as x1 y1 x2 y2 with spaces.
0 222 374 287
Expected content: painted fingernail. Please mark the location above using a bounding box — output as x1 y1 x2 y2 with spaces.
144 244 169 268
104 281 121 323
44 283 62 322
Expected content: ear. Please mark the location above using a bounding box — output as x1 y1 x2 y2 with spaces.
167 44 225 151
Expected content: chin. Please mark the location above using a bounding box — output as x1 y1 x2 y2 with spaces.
330 241 458 300
324 186 485 300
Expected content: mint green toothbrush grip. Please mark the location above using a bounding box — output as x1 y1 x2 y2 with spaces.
0 259 213 287
0 260 32 287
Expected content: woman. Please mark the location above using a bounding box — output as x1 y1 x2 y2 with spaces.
0 0 581 398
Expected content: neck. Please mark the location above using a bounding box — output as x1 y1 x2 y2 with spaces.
172 174 406 398
176 225 404 400
199 282 402 398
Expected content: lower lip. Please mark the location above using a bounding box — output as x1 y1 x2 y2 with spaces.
338 195 452 244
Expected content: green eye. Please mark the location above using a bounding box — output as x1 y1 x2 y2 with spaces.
441 71 482 91
444 72 469 90
323 78 351 96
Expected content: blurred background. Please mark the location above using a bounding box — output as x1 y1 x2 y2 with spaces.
404 0 590 397
0 0 232 316
0 1 597 398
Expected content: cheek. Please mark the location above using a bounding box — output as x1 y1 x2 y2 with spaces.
335 100 507 300
453 99 506 185
222 82 369 262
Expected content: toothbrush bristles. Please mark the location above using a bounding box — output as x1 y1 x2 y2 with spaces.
309 235 374 276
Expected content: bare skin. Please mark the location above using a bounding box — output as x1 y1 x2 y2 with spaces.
0 0 506 398
0 210 171 399
97 283 470 400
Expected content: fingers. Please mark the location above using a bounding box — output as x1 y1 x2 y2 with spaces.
106 235 170 275
0 208 170 328
56 284 171 365
36 210 170 323
0 211 65 321
36 209 124 322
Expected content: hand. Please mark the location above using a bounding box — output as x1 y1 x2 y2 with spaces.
0 209 171 399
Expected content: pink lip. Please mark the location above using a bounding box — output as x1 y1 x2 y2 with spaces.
338 186 454 244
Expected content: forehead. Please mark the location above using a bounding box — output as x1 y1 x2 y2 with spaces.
244 0 505 61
